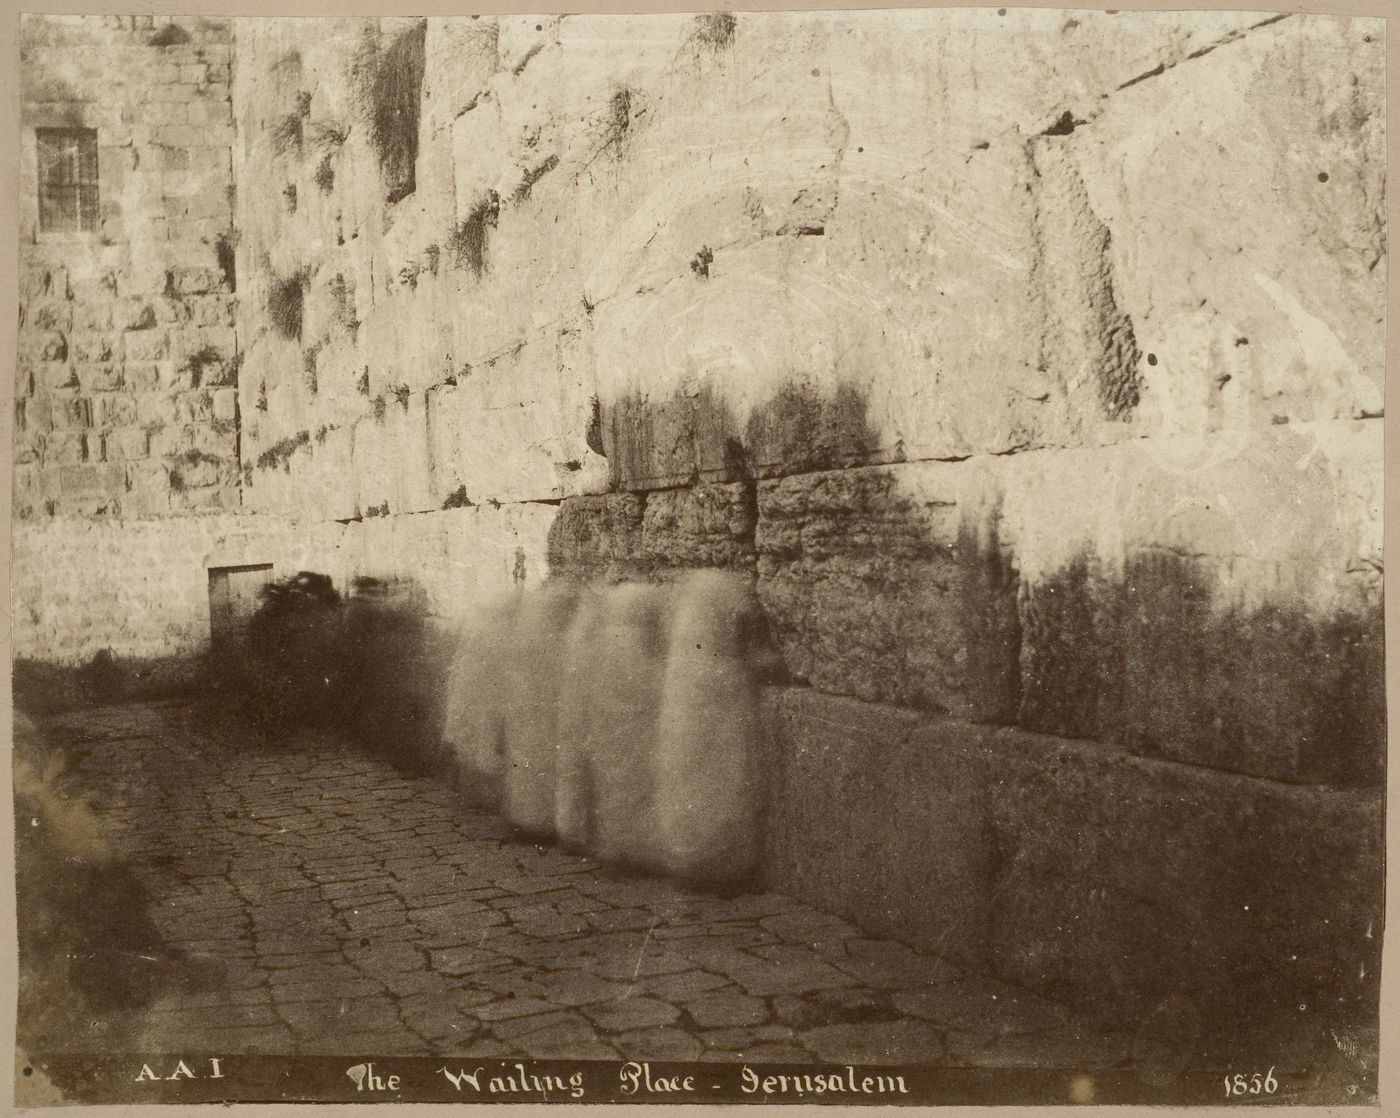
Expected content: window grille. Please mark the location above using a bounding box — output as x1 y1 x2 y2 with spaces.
36 128 99 233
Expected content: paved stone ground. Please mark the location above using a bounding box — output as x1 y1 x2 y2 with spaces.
26 700 1135 1066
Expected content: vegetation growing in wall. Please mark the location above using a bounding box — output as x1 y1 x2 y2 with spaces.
308 119 351 148
267 267 309 340
313 154 335 193
214 230 237 292
694 12 737 48
255 429 310 471
447 191 500 277
442 485 473 509
353 20 428 204
148 22 191 46
270 113 303 155
511 154 559 204
181 345 225 389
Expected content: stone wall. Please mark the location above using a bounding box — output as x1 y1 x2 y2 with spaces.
227 9 1383 782
10 10 1385 1022
14 15 244 681
219 9 1384 1019
17 15 241 522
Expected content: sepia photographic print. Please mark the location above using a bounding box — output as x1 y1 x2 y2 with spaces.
8 1 1388 1108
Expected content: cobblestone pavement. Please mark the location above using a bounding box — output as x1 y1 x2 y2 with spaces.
31 700 1134 1066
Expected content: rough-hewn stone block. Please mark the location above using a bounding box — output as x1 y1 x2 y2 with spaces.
760 689 989 967
546 494 644 579
755 462 1018 722
640 483 756 571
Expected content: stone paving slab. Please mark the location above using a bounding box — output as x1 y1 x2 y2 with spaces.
27 700 1134 1067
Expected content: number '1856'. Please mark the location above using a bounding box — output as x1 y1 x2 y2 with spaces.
1224 1068 1278 1097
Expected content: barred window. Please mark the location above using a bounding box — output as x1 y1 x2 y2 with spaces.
36 128 99 233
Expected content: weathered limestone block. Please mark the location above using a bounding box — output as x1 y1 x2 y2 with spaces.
1001 421 1382 783
419 320 600 507
761 687 1383 1036
759 690 985 964
1055 14 1384 436
985 714 1383 1035
546 493 645 580
755 462 1018 722
640 483 756 571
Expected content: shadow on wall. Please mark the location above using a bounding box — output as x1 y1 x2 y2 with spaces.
587 375 1384 784
13 651 206 713
443 570 783 890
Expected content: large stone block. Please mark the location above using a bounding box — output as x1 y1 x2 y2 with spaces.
755 462 1018 722
546 493 645 580
1056 15 1384 437
640 482 755 571
985 716 1383 1040
760 689 991 969
761 687 1383 1041
1000 423 1383 783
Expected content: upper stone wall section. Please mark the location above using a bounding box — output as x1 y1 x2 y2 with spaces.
230 11 1382 515
17 15 241 522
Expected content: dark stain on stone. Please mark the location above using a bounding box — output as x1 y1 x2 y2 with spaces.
1017 550 1125 745
1018 545 1385 785
313 153 335 193
603 88 633 157
1041 110 1082 137
1117 62 1165 90
1120 549 1384 785
602 379 888 491
743 380 881 476
585 395 605 457
148 22 191 47
181 345 225 390
957 509 1021 725
255 430 310 472
512 42 544 76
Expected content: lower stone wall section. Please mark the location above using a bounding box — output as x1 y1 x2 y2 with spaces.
11 503 556 710
759 687 1383 1035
